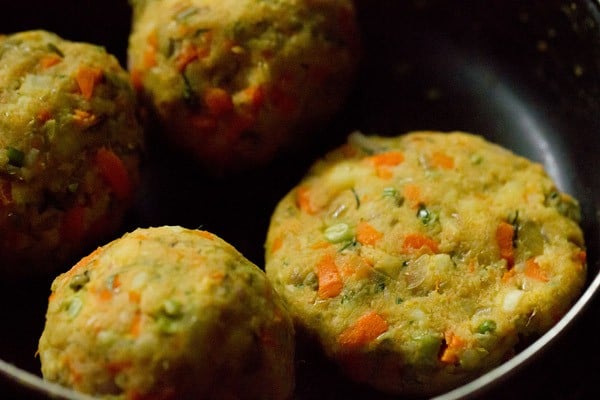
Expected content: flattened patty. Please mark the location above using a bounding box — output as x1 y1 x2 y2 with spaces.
265 131 586 396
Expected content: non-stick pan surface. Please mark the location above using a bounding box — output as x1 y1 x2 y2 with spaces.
1 1 599 399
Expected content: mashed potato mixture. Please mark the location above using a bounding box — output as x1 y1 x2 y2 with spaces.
265 131 586 395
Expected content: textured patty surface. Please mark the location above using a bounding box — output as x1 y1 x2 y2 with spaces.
128 0 359 174
0 30 144 275
265 131 586 395
39 226 295 400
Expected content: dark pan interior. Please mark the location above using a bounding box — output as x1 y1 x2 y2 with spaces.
1 1 599 399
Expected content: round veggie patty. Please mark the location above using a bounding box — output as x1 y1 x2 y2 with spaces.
0 30 144 275
264 131 587 396
127 0 359 174
38 225 295 400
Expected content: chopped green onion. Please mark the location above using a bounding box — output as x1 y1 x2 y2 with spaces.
156 299 184 334
175 6 199 21
69 271 90 292
383 187 397 197
66 297 83 319
338 238 357 252
7 147 25 167
476 319 497 334
383 186 404 206
162 299 182 317
324 223 354 243
469 153 483 165
417 203 436 225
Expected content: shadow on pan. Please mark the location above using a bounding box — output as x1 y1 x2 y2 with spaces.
0 0 599 399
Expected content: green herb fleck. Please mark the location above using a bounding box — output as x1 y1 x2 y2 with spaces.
181 73 197 106
507 210 520 247
47 43 64 57
7 147 25 167
375 281 386 293
351 188 360 209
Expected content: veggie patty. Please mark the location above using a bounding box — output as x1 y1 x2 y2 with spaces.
265 131 587 396
0 30 144 276
38 226 295 400
127 0 359 174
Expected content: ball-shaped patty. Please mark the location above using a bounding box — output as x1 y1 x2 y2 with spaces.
127 0 359 174
0 30 144 275
39 226 295 400
265 131 587 396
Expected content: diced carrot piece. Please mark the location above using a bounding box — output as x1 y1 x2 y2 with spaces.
243 85 265 109
97 288 112 302
95 148 132 201
310 241 331 250
356 221 383 246
403 184 421 207
147 30 158 48
524 258 549 282
270 235 284 253
338 311 388 349
175 44 198 72
39 54 61 69
367 151 405 167
195 230 215 240
128 291 141 304
431 151 454 169
76 66 103 100
129 313 142 337
496 222 515 268
130 68 144 91
37 108 52 122
402 233 439 253
316 253 343 299
501 268 516 283
296 186 317 214
440 331 465 364
143 47 157 69
204 87 233 116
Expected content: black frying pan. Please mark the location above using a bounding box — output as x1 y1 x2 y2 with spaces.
1 1 599 399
